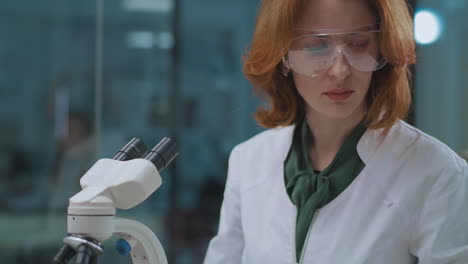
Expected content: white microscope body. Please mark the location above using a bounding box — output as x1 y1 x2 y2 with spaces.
54 138 178 264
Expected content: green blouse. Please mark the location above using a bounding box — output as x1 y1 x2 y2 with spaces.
284 118 367 262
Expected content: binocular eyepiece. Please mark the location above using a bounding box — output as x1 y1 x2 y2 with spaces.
113 137 178 172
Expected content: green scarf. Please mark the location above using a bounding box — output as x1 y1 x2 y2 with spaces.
284 118 367 262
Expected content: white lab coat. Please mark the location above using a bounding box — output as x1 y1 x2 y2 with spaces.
204 120 468 264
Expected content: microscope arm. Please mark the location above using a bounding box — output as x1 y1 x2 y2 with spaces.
114 218 168 264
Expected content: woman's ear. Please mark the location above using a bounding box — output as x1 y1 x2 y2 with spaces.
281 57 291 76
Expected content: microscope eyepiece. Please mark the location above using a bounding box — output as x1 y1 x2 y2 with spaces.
113 137 178 172
144 137 178 172
113 138 147 161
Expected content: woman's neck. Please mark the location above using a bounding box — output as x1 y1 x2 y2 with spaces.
305 107 366 159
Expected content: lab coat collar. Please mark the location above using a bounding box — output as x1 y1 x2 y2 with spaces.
275 122 388 166
357 123 389 164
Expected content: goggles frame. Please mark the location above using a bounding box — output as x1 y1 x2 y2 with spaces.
282 24 387 77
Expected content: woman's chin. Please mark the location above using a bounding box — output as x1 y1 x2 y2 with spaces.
317 104 366 121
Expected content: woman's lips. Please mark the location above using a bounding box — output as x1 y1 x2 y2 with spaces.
324 90 354 101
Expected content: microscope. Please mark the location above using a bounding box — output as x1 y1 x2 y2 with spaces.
52 137 178 264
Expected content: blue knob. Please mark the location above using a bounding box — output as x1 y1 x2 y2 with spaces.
115 238 132 256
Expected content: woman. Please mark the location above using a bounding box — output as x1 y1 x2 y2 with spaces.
204 0 468 263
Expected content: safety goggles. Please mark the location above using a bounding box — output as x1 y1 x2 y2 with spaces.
282 25 387 78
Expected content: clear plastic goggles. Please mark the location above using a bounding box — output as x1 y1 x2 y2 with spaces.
283 25 387 78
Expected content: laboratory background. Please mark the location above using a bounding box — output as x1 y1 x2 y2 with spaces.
0 0 467 263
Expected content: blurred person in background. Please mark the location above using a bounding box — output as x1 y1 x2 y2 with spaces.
49 110 95 211
204 0 468 263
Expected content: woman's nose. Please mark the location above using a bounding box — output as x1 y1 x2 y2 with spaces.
327 50 352 79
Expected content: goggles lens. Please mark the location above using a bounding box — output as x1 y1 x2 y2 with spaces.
284 30 387 77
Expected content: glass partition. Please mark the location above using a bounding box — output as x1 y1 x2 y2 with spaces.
0 1 98 262
0 0 262 263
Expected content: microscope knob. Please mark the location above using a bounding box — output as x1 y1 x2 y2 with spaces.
115 238 132 256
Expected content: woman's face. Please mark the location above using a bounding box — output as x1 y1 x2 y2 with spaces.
291 0 376 120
